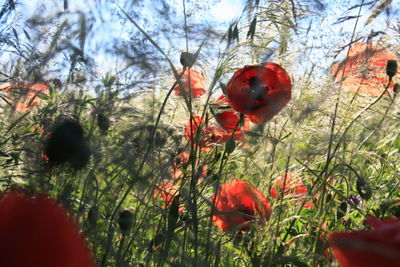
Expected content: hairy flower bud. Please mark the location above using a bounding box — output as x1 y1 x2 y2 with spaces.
386 60 398 79
118 210 134 234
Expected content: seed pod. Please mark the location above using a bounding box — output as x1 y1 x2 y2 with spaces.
386 60 398 79
356 177 372 201
118 210 134 234
180 52 195 68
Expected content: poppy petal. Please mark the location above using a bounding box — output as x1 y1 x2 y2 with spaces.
0 190 95 267
226 62 291 124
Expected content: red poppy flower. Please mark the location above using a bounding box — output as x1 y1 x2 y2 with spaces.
212 95 251 141
211 179 271 232
173 68 206 98
172 151 207 180
270 173 317 209
332 42 399 96
226 62 291 124
184 115 228 152
0 190 95 267
1 82 50 112
329 216 400 267
153 181 184 212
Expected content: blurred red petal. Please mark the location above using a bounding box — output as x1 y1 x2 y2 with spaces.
332 42 399 96
173 68 205 98
270 173 317 209
1 82 50 112
154 182 184 212
0 190 95 267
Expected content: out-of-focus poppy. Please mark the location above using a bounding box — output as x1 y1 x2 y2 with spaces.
173 68 205 98
153 181 184 212
212 95 251 140
331 42 399 96
329 216 400 267
0 82 50 112
43 119 91 170
270 173 317 209
0 190 95 267
172 151 207 180
184 115 228 152
211 179 271 232
226 62 291 124
32 119 54 137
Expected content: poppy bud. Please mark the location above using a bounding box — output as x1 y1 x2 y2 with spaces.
393 83 399 94
44 120 91 170
386 60 398 79
97 113 110 132
87 206 99 226
180 52 195 68
356 177 372 201
225 139 236 154
118 210 134 234
337 201 348 219
148 234 164 253
51 78 62 88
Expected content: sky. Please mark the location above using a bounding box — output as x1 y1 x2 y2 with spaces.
1 0 399 87
10 0 245 77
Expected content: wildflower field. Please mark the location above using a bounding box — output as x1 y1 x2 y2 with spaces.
0 0 400 266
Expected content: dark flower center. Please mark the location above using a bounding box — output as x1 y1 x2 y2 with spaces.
247 76 269 110
238 206 253 219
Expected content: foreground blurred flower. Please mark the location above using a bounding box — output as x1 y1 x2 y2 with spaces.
43 119 91 170
270 173 317 209
0 82 50 112
211 179 271 232
226 62 291 124
212 95 251 140
0 190 95 267
184 115 228 152
329 216 400 267
173 68 205 98
331 42 399 96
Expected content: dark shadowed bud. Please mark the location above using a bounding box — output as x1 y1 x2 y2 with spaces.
44 119 91 170
393 83 399 94
225 139 236 154
51 78 62 88
180 52 195 68
148 234 164 253
337 201 348 219
356 177 372 200
97 113 110 132
386 60 398 79
87 206 99 226
118 210 134 234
